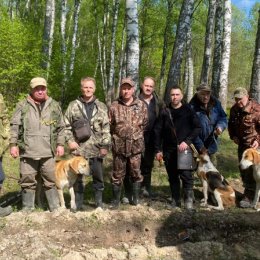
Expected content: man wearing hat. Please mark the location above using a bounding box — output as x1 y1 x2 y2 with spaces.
109 77 148 208
10 77 65 212
228 87 260 207
189 83 227 165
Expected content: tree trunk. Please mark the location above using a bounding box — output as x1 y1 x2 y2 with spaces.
200 0 217 85
250 9 260 103
218 0 231 110
107 0 120 105
126 0 140 87
211 0 223 97
69 0 81 77
42 0 55 79
159 0 174 98
164 0 195 104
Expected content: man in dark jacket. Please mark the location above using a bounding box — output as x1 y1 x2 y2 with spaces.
154 87 201 210
228 87 260 208
189 83 227 165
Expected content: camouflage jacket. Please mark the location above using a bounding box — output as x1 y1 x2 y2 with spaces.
109 96 148 157
0 94 10 156
228 99 260 149
64 97 111 158
10 96 65 158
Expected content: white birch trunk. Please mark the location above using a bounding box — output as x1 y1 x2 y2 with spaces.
250 9 260 103
200 0 216 85
218 0 231 110
164 0 195 104
126 0 139 87
107 0 120 105
69 0 81 77
42 0 55 79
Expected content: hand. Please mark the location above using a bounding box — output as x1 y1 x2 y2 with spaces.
68 141 79 151
214 127 222 136
178 142 188 152
156 152 163 162
10 146 19 158
99 148 108 158
56 145 64 157
251 140 259 149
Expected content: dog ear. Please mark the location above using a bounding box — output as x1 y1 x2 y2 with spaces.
252 149 260 164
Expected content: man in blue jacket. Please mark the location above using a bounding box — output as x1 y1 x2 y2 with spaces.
189 83 227 165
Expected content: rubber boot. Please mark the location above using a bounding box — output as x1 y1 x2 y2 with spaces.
122 176 132 204
22 190 35 211
94 190 103 208
132 182 140 206
184 189 194 211
111 184 121 209
75 192 84 211
0 206 12 217
45 188 60 212
170 182 181 208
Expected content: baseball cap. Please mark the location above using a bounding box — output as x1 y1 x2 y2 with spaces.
120 77 135 88
233 87 248 98
30 77 47 89
196 84 211 92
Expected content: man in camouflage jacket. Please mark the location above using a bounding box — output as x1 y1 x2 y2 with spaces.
109 77 148 208
10 77 65 212
64 77 111 209
228 87 260 208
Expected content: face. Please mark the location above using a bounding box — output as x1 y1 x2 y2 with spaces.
197 91 211 104
31 85 47 102
170 88 183 107
81 80 96 99
141 78 155 97
235 95 249 108
120 84 135 102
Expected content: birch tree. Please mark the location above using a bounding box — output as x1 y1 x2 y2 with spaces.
69 0 81 77
218 0 231 110
107 0 120 105
211 0 223 96
125 0 139 86
42 0 55 78
250 9 260 102
200 0 217 85
164 0 195 103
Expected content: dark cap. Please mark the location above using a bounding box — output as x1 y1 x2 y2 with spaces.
196 84 211 93
120 77 135 88
233 87 248 98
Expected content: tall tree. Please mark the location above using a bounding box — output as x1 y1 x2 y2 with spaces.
42 0 55 78
164 0 195 103
211 0 223 96
250 9 260 102
200 0 217 85
125 0 139 86
218 0 232 110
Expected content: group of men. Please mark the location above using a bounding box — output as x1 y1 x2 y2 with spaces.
0 75 258 216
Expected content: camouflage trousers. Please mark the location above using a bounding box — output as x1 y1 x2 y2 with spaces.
111 153 143 186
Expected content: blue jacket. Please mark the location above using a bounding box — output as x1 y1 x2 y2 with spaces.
189 95 227 154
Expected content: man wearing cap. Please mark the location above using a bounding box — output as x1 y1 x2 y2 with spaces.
189 83 227 165
64 77 111 209
228 87 260 207
10 77 65 212
109 77 148 208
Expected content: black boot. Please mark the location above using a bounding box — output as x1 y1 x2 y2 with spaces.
111 184 121 209
0 206 12 217
122 176 132 204
94 190 103 208
22 190 35 211
132 182 140 206
45 188 60 212
170 182 181 208
75 192 84 211
184 189 194 211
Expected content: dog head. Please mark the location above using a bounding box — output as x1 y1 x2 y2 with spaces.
69 156 90 176
198 152 218 173
240 148 260 170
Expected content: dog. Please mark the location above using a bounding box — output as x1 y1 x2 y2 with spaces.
197 152 236 210
239 148 260 211
55 156 90 211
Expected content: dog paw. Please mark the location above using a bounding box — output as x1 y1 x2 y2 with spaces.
200 202 208 207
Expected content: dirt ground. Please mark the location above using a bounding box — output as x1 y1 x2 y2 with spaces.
0 178 259 260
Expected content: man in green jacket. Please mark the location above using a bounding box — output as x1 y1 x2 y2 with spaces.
10 77 65 212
